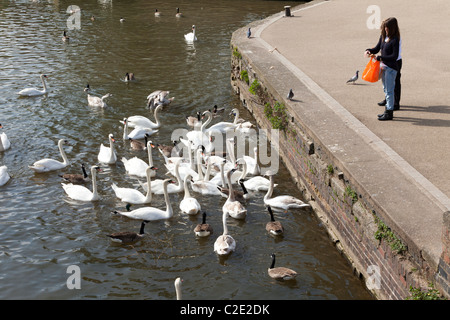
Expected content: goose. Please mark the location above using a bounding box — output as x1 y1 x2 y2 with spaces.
174 277 183 300
154 9 161 17
211 105 225 117
214 211 236 256
268 253 297 281
120 17 125 23
122 141 156 178
124 72 136 82
62 165 102 201
222 168 247 220
125 105 163 129
194 212 213 237
266 206 284 236
129 134 150 151
59 163 88 184
0 165 11 186
236 158 274 192
216 162 248 201
184 25 197 42
122 118 159 140
84 84 112 108
112 179 175 221
263 171 310 212
143 159 183 195
180 174 201 215
62 30 69 42
98 134 117 164
175 7 182 18
112 166 156 205
0 124 11 151
29 139 70 172
107 220 149 244
186 111 201 127
17 74 49 97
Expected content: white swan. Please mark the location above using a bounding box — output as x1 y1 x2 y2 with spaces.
184 25 197 42
122 118 159 140
203 110 238 134
112 179 175 221
236 158 274 192
263 171 310 212
84 84 111 108
17 74 49 97
222 168 247 220
111 166 156 204
143 159 183 195
98 134 117 164
191 151 222 195
231 108 254 131
243 146 260 176
0 165 11 186
29 139 70 172
179 174 201 215
62 165 102 201
0 124 11 151
122 141 156 178
214 211 236 256
163 139 199 182
187 111 213 151
194 212 213 237
124 105 162 129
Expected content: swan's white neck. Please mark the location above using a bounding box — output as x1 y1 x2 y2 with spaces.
183 175 192 199
238 158 247 181
232 109 240 124
200 111 212 132
222 212 229 236
163 181 173 218
58 140 69 165
109 135 115 158
226 139 236 164
226 170 236 202
196 149 204 181
122 120 129 140
264 175 275 201
41 75 48 93
144 168 153 202
91 167 99 200
147 142 153 166
153 106 161 126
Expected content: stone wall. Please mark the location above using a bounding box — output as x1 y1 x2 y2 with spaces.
230 44 449 300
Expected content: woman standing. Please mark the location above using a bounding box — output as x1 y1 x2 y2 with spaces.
365 17 400 121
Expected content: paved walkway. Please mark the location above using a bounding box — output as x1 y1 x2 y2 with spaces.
235 0 450 269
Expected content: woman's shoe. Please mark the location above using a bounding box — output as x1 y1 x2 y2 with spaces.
378 110 393 121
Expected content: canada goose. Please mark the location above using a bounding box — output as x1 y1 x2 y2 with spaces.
214 211 236 256
17 74 49 96
120 17 125 23
157 140 182 158
154 9 161 17
62 30 69 42
59 163 88 184
29 139 70 172
266 206 284 236
174 277 183 300
107 220 149 244
124 72 136 82
175 8 182 18
268 253 297 281
194 212 213 237
264 170 310 212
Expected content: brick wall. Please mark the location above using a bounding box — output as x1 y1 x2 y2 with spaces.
231 47 447 300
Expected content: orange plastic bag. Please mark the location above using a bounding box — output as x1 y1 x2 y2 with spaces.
362 57 380 82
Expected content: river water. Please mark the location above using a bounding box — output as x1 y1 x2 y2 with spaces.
0 0 373 300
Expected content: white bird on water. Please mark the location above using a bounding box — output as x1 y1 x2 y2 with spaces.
17 74 49 97
184 25 197 42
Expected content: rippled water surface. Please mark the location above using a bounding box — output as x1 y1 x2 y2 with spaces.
0 0 373 300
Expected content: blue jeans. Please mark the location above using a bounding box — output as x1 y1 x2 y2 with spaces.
381 66 397 111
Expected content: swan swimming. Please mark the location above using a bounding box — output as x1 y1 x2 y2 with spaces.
0 124 11 152
29 139 70 173
62 165 102 201
124 105 162 129
84 84 112 108
179 174 201 216
122 118 159 140
0 166 11 186
17 74 49 97
111 166 156 205
122 141 156 178
98 134 117 164
184 25 197 42
214 211 236 256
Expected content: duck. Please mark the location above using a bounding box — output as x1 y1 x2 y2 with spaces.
211 105 225 117
17 74 49 97
214 211 236 256
107 220 149 244
174 277 183 300
184 25 197 42
263 171 310 212
112 179 175 221
124 72 136 82
84 84 112 108
59 163 88 184
61 165 102 201
268 253 297 281
62 30 69 42
112 166 157 205
266 206 284 236
122 118 159 140
0 124 11 152
122 141 156 178
0 165 11 186
124 105 162 129
222 168 247 220
179 174 201 215
154 9 161 17
175 8 182 18
29 139 70 172
98 134 117 164
194 212 213 237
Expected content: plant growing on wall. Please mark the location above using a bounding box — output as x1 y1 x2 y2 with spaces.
374 215 407 254
232 46 242 59
264 101 289 132
240 70 249 84
249 79 260 95
406 282 446 300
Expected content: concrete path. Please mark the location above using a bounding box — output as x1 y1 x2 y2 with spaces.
235 0 450 269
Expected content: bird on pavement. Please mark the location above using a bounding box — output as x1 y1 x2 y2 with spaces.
246 28 251 38
287 89 294 100
346 70 359 84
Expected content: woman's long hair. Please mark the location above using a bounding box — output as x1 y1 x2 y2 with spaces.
384 17 400 40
